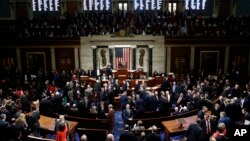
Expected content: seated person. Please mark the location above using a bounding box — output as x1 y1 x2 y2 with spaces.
132 120 145 131
171 107 180 116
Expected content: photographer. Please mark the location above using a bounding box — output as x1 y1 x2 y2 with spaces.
55 115 69 140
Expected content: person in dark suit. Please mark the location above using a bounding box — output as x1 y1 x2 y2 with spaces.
121 80 128 93
161 77 171 92
119 125 137 141
29 106 40 137
150 91 160 112
105 63 112 76
135 94 145 118
159 91 171 116
197 106 208 120
8 118 21 141
120 92 128 110
199 114 217 141
122 104 134 125
218 111 231 129
93 79 102 94
134 80 140 94
146 125 161 141
40 97 54 116
87 67 94 77
186 119 203 141
0 114 10 141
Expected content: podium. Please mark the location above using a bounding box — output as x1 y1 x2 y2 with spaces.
80 76 89 81
80 76 96 87
118 75 127 86
116 69 128 77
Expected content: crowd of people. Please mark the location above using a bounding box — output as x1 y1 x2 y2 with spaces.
0 63 250 141
6 11 250 38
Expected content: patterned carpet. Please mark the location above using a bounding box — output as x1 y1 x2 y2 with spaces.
47 111 183 141
114 111 125 141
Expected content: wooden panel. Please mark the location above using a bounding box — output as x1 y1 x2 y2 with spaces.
229 47 249 74
195 47 225 76
67 1 79 16
171 47 190 81
55 48 75 72
20 48 51 74
0 48 17 79
16 2 28 19
219 0 231 17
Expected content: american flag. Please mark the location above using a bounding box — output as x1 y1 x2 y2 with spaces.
115 48 130 69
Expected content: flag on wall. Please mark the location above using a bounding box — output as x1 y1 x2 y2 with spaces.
115 48 130 69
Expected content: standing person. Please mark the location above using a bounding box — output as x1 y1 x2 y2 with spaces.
56 122 68 141
122 104 134 125
81 134 88 141
199 114 217 141
106 133 115 141
186 119 203 141
146 125 161 141
107 104 115 133
55 115 69 137
29 106 40 137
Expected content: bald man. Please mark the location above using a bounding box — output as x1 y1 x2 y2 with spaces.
106 133 114 141
80 134 87 141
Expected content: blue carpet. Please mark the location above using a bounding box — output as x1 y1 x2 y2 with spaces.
46 111 183 141
114 111 125 141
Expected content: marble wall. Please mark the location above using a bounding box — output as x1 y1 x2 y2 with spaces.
136 47 149 72
97 47 110 69
80 35 165 73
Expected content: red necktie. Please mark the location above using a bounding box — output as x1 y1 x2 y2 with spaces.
207 120 211 134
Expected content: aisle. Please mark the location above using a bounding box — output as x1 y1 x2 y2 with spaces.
113 111 124 141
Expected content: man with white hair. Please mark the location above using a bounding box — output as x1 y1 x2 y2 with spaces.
55 115 69 135
146 125 161 141
80 134 87 141
106 133 114 141
85 84 93 98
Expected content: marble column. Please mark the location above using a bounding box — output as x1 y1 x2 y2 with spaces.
224 46 229 74
109 48 113 68
248 48 250 76
167 46 171 73
74 48 79 68
50 48 56 70
132 46 136 70
190 46 195 70
16 48 22 74
148 45 153 77
92 46 97 70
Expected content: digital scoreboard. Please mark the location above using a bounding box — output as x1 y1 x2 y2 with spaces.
134 0 163 10
184 0 213 15
83 0 111 11
32 0 60 12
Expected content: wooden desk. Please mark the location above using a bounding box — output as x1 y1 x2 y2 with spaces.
161 115 197 141
38 115 78 141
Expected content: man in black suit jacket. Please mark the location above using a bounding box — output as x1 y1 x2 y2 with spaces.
120 92 128 110
135 95 145 118
134 80 140 94
40 98 54 116
146 125 161 141
122 104 134 125
199 114 217 141
0 114 10 141
197 106 208 120
119 125 137 141
29 106 40 136
186 120 203 141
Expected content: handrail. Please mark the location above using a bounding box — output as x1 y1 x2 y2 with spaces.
28 135 55 141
